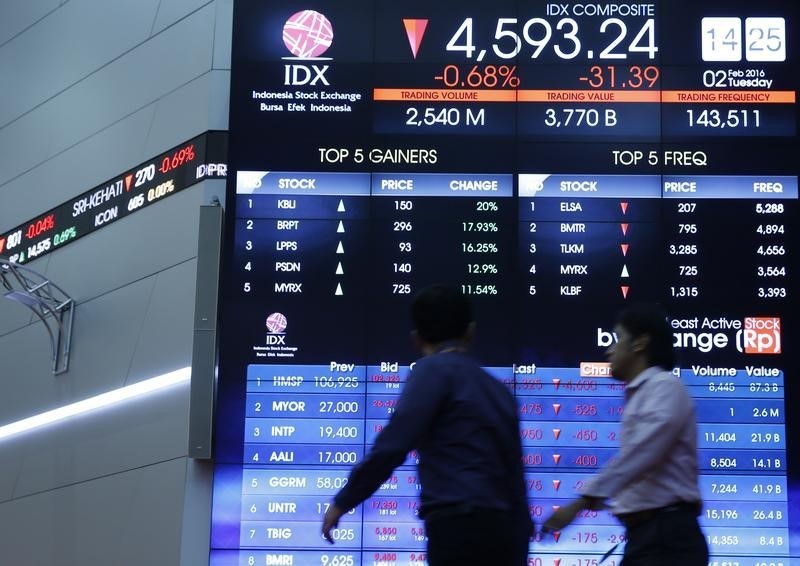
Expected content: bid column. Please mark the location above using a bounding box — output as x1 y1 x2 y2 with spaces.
363 172 515 563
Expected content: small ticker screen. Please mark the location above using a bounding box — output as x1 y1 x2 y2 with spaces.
0 131 228 264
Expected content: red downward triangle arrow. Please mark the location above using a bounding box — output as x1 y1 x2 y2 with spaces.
125 174 133 192
620 244 629 256
621 286 630 299
403 19 429 59
552 403 561 415
552 454 561 465
552 378 561 390
552 428 561 440
552 479 561 491
554 559 562 566
553 531 562 542
620 223 629 235
551 505 561 511
620 202 629 214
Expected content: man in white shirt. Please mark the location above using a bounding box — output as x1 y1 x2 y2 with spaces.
543 303 708 565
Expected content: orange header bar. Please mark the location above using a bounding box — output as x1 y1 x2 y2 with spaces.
373 88 516 102
662 90 795 103
374 88 796 104
518 90 660 103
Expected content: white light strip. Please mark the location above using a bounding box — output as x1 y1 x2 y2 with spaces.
0 367 191 441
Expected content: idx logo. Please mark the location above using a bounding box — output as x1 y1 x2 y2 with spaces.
284 64 330 86
281 10 333 86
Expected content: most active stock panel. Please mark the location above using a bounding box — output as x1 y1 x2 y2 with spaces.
211 1 799 565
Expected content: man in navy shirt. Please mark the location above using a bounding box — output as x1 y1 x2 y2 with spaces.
322 285 532 565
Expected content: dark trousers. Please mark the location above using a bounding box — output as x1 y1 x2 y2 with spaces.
621 507 708 566
425 507 529 566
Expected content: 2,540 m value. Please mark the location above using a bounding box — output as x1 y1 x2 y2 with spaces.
406 107 485 127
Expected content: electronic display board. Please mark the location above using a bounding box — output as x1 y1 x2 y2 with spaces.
0 131 228 265
212 1 799 564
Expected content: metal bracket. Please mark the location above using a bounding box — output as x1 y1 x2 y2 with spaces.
0 259 74 375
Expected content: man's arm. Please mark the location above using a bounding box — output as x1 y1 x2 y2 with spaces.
322 359 448 542
581 378 691 500
542 377 690 531
542 495 603 532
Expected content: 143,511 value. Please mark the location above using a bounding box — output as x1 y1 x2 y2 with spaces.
687 109 761 129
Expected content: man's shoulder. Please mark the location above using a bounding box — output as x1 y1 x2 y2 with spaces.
637 367 677 385
648 368 676 381
411 353 444 373
407 353 458 382
639 368 691 399
649 369 682 384
411 352 490 386
415 351 482 369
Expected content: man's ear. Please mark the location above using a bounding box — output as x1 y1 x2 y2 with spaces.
632 333 650 353
465 321 476 344
411 329 423 350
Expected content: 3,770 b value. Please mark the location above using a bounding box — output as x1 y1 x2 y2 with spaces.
544 107 618 127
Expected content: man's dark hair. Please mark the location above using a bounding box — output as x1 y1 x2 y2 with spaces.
616 302 676 370
410 285 472 344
